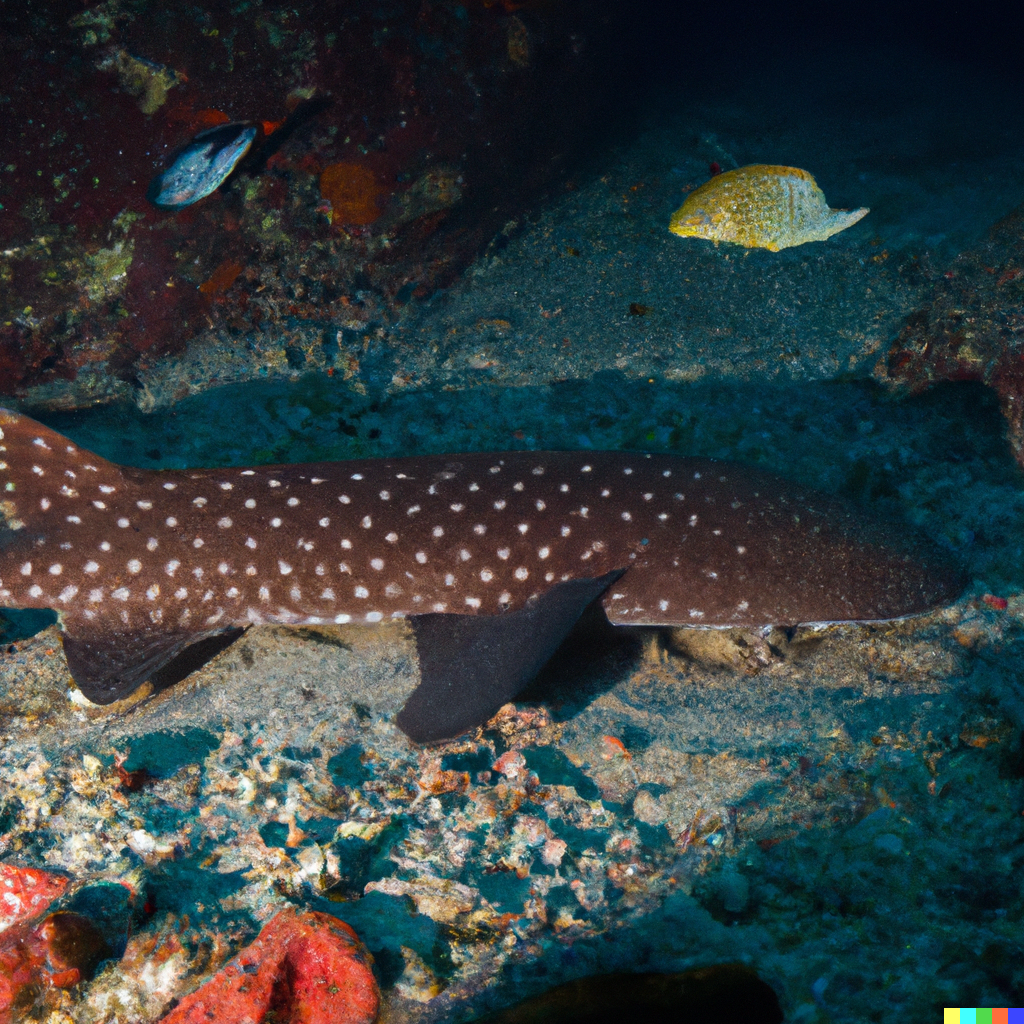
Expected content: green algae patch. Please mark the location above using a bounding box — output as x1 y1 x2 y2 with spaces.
441 748 493 776
475 869 532 911
148 855 248 916
525 745 600 801
122 728 220 778
260 821 291 849
323 821 409 901
0 608 58 644
314 889 441 989
328 745 375 786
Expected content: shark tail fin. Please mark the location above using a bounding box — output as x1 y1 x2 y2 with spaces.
0 408 128 539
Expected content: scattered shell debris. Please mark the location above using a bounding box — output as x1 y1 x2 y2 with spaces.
0 589 1020 1020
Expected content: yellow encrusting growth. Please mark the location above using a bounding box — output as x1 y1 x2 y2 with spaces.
669 164 868 251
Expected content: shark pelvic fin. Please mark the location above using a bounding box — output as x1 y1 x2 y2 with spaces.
397 569 624 743
62 625 246 705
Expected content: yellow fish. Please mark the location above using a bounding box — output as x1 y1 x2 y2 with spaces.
669 164 868 251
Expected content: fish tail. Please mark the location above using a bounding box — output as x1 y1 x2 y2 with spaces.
826 206 870 236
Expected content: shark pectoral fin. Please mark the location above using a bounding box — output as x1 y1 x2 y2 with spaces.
61 626 246 705
397 569 625 744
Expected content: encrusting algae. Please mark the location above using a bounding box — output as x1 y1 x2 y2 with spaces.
669 164 868 251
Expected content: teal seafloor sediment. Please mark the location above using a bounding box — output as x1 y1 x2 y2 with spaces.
0 371 1021 1022
2 38 1024 1024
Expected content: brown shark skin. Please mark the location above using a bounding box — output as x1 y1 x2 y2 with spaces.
0 409 963 721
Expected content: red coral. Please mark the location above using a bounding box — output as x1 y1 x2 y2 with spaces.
0 864 69 934
160 909 379 1024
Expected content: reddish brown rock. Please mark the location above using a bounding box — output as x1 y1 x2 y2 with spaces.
0 911 108 1021
159 908 378 1024
0 0 641 406
320 164 386 227
881 203 1024 465
0 865 113 1019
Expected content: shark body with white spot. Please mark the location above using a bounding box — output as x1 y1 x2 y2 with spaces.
0 409 963 741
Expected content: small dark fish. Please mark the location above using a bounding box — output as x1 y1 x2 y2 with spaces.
148 122 257 210
472 965 783 1024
